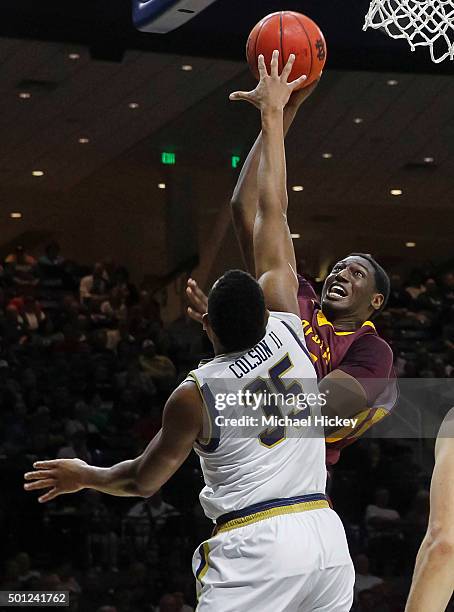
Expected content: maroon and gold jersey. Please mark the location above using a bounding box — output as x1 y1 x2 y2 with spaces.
297 276 396 465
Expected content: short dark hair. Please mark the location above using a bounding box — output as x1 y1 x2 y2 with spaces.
349 253 390 310
207 270 266 353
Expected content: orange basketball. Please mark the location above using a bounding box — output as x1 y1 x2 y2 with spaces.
246 11 327 90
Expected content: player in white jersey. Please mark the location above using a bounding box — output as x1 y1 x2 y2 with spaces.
187 311 327 521
23 52 354 611
188 308 353 611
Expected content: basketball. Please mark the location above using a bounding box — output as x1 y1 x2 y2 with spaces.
246 11 327 90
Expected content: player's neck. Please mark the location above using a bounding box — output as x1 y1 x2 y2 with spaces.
213 340 227 356
330 313 365 331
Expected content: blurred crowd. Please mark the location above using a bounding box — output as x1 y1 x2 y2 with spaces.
0 242 210 611
377 268 454 378
0 243 453 611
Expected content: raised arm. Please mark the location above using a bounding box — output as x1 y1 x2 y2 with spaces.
230 83 319 273
405 409 454 612
24 382 203 502
186 80 319 323
230 51 306 315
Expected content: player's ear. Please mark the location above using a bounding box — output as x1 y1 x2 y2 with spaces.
371 293 384 312
202 313 217 348
201 313 210 333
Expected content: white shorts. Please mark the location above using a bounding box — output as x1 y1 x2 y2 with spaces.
193 507 354 612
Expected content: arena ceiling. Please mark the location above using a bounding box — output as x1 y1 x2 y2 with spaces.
0 2 453 280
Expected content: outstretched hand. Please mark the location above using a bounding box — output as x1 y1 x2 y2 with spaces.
186 278 208 324
24 459 88 503
230 50 307 110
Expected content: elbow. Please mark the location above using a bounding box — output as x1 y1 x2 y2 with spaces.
429 538 454 559
230 195 244 216
135 484 155 499
128 461 156 498
129 477 156 499
426 525 454 559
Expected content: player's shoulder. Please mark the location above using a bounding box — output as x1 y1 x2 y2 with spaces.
268 310 301 328
297 274 318 301
268 310 308 344
340 332 394 375
434 408 454 468
170 378 201 404
437 407 454 441
352 331 393 354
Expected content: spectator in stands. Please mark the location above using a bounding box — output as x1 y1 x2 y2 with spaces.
65 401 99 438
106 319 135 353
127 305 154 344
80 491 119 571
443 305 454 351
128 490 178 531
100 287 128 323
57 563 81 595
57 430 92 463
387 273 412 311
38 242 70 309
140 290 162 327
112 266 139 307
416 277 444 315
55 295 82 329
132 399 162 447
156 593 180 612
79 263 109 306
116 360 157 399
441 271 454 309
39 241 65 269
365 488 404 574
15 552 40 587
167 312 207 374
54 323 88 354
173 592 194 612
1 305 27 344
90 329 115 366
5 245 38 292
14 296 46 333
125 493 177 556
139 339 177 387
404 269 426 301
353 553 384 601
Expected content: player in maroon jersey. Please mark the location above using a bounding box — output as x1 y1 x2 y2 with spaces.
186 82 396 465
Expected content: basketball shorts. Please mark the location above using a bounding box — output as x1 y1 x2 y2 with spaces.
193 495 354 612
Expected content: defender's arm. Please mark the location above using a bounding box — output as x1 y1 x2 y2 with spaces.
25 382 203 502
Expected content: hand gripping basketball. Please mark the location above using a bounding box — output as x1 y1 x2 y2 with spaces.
229 51 307 110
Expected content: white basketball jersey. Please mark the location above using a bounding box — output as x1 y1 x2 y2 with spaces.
187 311 327 521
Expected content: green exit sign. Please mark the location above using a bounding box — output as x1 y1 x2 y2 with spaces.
161 152 176 165
231 155 241 169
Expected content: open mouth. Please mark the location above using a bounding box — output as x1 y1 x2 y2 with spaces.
326 283 349 300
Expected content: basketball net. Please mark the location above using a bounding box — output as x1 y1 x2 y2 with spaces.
363 0 454 63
